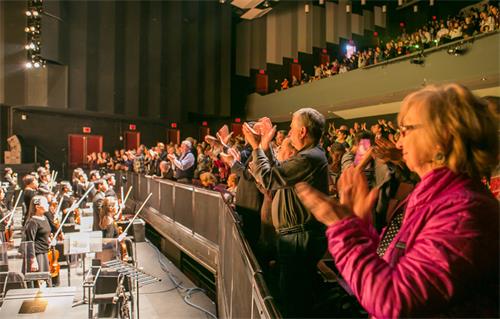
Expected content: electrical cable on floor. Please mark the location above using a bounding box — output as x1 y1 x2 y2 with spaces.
145 239 218 319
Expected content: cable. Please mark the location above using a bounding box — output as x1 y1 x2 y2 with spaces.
145 239 218 319
140 286 178 295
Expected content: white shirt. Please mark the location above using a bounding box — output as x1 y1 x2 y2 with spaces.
172 152 195 171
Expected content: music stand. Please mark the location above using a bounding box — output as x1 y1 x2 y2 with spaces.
63 231 104 307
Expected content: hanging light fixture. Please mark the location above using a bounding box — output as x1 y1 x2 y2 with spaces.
346 4 351 13
305 4 310 13
382 5 387 13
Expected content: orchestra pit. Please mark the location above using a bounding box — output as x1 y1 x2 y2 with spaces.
0 0 499 318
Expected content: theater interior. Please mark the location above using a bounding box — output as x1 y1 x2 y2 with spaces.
0 0 498 318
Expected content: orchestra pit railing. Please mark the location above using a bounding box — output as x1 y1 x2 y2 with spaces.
116 171 280 319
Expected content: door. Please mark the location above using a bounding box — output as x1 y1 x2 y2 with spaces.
68 134 103 168
68 135 85 168
290 63 302 82
256 73 268 94
124 131 140 151
167 129 180 145
199 127 210 142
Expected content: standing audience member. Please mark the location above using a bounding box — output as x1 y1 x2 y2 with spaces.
168 140 196 183
244 109 329 318
297 83 499 317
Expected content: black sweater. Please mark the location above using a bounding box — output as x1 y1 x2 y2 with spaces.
24 215 51 255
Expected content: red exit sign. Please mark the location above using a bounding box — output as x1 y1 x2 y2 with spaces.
129 124 136 131
83 127 91 134
171 123 177 128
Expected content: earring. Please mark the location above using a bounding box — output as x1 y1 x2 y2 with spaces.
434 152 445 164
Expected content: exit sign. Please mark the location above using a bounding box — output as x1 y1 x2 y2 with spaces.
83 127 91 134
171 123 177 129
129 124 136 131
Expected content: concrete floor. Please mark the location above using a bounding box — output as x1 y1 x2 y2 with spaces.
2 217 217 319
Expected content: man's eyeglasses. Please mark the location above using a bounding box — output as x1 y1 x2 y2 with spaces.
399 124 423 138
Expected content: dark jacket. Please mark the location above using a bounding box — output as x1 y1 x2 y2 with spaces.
252 144 329 230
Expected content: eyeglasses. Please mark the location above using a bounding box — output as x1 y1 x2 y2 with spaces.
399 124 423 138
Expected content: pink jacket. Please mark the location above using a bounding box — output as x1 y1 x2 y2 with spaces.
327 167 499 318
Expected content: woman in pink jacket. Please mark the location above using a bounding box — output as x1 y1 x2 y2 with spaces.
297 83 499 318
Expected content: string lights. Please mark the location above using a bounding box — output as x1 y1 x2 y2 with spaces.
25 0 45 69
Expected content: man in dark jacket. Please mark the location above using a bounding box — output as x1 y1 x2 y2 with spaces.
243 108 328 318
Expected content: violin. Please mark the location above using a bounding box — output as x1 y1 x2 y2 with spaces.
74 208 81 225
47 234 61 280
4 226 13 244
115 222 128 262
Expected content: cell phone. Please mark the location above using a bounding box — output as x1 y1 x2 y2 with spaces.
354 139 371 166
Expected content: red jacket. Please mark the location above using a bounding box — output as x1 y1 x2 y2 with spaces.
327 167 499 318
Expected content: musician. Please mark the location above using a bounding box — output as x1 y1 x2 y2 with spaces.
22 174 38 226
37 169 51 195
72 168 84 193
99 197 119 238
87 170 101 201
0 187 7 242
3 167 18 210
23 196 51 275
104 174 117 197
76 171 90 208
59 181 75 224
92 179 108 231
45 198 59 233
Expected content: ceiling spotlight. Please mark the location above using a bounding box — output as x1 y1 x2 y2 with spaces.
263 0 270 8
25 10 32 16
30 26 36 31
32 10 39 16
34 62 41 68
24 27 30 32
26 62 33 69
24 44 30 50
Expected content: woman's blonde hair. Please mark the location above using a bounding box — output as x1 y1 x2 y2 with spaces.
398 83 498 178
199 172 217 187
100 196 117 220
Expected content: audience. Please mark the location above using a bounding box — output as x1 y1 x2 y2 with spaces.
267 2 499 93
50 84 498 318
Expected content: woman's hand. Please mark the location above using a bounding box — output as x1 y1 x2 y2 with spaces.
296 166 378 226
338 166 378 224
373 138 403 165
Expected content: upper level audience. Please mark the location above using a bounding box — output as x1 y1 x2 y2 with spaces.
272 2 499 92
